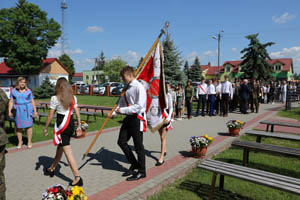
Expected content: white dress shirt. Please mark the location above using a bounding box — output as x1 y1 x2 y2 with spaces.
115 79 147 131
196 83 208 97
50 96 78 115
221 81 233 98
215 83 221 95
165 92 173 122
207 84 216 95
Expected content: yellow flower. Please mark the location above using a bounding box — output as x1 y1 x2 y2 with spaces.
72 186 80 195
84 197 88 200
204 134 208 138
208 137 213 141
79 187 84 194
68 196 74 200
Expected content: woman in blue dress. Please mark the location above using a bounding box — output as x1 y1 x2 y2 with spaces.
8 77 38 149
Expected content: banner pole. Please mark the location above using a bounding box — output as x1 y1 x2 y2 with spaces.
82 22 169 160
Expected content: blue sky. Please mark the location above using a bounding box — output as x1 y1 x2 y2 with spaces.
1 0 300 73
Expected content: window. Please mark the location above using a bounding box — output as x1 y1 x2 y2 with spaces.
226 66 231 72
275 65 281 71
86 75 89 80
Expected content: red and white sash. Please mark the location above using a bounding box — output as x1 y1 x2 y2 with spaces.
199 84 207 94
124 94 147 132
53 99 75 146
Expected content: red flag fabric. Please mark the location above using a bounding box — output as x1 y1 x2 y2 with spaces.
136 43 167 132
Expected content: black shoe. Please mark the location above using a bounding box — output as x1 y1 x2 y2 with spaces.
122 166 137 177
164 152 167 156
69 176 83 186
126 172 146 181
155 160 165 166
45 167 55 177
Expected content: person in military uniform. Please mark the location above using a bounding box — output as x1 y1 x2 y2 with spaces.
0 88 9 200
250 79 260 113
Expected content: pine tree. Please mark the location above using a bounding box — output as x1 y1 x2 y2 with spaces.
189 56 202 82
137 57 144 68
163 33 184 85
32 77 55 99
240 33 275 81
93 51 105 71
0 0 61 74
183 61 190 80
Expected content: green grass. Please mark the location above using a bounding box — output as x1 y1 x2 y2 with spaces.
148 135 300 200
36 95 119 107
6 95 123 148
276 108 300 121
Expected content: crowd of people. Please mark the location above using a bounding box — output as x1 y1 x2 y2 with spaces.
169 76 300 120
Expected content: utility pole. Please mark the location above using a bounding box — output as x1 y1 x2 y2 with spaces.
61 0 67 54
212 29 224 78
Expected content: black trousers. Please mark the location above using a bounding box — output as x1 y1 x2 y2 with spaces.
241 97 248 114
197 94 206 115
117 115 146 174
221 93 230 115
215 94 222 114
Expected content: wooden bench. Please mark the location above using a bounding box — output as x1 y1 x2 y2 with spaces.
39 102 50 109
231 140 300 166
246 130 300 143
5 116 16 130
36 112 56 125
79 105 112 116
198 159 300 200
79 111 98 123
260 120 300 132
36 105 46 112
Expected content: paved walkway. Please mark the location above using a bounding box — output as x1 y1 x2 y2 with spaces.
5 103 292 200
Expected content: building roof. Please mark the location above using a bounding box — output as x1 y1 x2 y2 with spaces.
267 58 293 72
0 58 72 75
206 66 219 75
74 73 83 77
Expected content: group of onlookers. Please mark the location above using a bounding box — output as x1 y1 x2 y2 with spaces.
169 77 300 120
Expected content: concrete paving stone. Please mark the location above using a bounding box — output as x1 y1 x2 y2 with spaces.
4 103 283 200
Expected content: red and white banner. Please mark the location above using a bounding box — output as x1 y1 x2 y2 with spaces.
137 43 167 132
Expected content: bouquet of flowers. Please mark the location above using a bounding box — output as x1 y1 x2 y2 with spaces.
189 134 213 148
42 184 70 200
226 120 245 129
80 121 89 131
42 185 87 200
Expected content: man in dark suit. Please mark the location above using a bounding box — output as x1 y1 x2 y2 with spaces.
240 79 251 114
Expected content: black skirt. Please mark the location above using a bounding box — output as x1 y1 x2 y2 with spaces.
56 113 74 146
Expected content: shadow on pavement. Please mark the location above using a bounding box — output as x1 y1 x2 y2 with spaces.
217 132 231 136
179 150 193 158
78 147 129 172
35 156 72 182
179 180 254 200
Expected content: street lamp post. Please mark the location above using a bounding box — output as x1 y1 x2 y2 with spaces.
212 29 224 78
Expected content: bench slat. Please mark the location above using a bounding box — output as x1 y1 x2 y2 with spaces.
199 160 300 194
201 160 300 186
204 159 300 184
232 140 300 156
246 130 300 141
260 120 300 128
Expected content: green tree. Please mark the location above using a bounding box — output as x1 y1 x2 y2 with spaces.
32 76 55 99
293 73 300 80
240 33 275 81
183 61 190 80
59 54 75 83
103 58 127 82
137 57 144 68
93 51 105 71
163 33 184 85
189 56 202 82
0 0 61 74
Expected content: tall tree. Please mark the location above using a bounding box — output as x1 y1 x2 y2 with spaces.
189 56 202 82
137 57 144 68
93 51 105 71
183 60 190 80
0 0 61 74
59 54 75 82
240 33 275 81
163 33 184 85
103 58 127 82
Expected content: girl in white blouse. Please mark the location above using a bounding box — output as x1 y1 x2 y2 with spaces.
43 77 83 186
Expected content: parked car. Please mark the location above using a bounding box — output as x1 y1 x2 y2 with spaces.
111 84 125 95
82 85 90 94
98 82 123 95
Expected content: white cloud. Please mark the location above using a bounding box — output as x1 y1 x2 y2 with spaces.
67 48 83 55
270 46 300 73
74 58 95 72
86 26 104 33
110 50 140 67
272 12 296 24
186 50 217 65
232 48 237 52
48 47 83 58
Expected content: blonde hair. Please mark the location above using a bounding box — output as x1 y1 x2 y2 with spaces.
15 77 28 90
55 77 74 110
